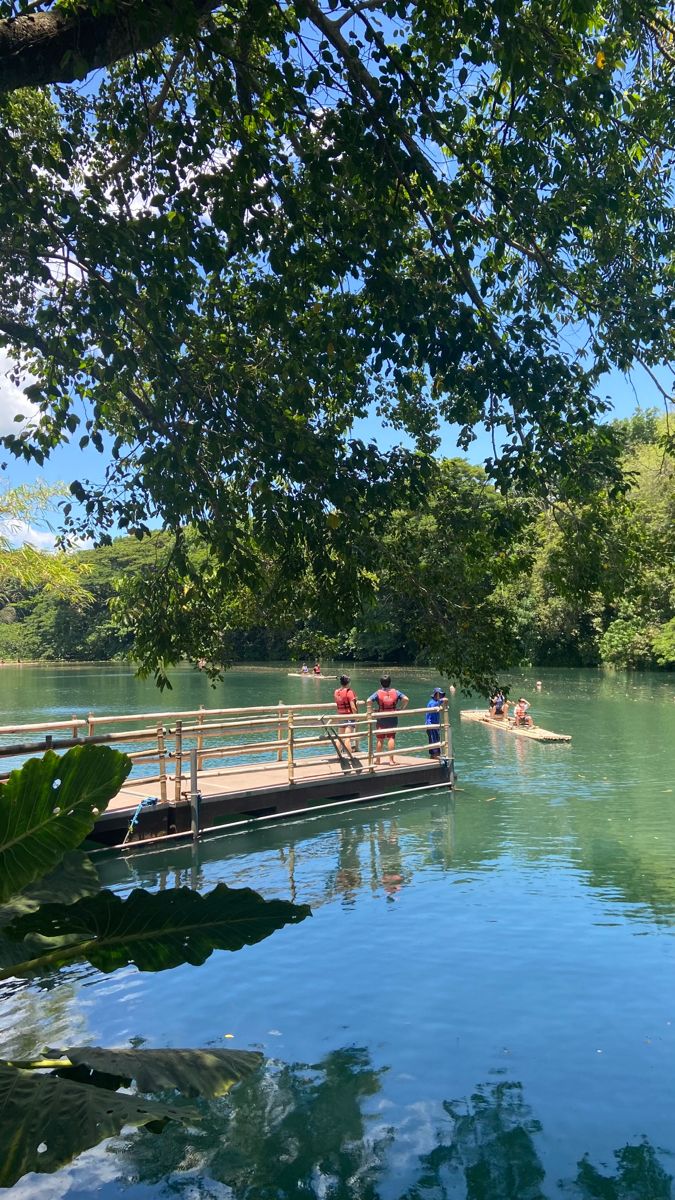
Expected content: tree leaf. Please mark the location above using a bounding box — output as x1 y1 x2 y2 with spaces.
0 747 131 903
0 1064 196 1189
1 883 311 979
58 1045 263 1098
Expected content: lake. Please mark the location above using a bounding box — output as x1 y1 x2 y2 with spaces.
1 664 674 1198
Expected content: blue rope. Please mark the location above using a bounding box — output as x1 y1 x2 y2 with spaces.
127 796 158 832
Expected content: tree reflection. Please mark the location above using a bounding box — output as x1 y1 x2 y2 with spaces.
572 1140 673 1199
121 1046 392 1198
402 1081 546 1200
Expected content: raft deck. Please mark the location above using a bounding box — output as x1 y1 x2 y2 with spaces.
460 709 571 743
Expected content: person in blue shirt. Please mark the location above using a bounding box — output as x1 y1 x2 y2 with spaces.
367 675 409 765
426 687 446 757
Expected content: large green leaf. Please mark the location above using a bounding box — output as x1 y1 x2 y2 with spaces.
0 850 101 928
0 883 311 979
0 1064 196 1189
0 747 131 903
57 1046 264 1098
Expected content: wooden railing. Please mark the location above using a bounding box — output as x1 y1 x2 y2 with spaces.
0 699 452 795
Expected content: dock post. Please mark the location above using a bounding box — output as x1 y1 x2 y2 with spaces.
189 747 200 840
87 712 94 738
157 723 168 803
287 709 294 784
443 699 453 773
367 701 374 773
277 701 284 762
197 705 205 765
71 713 78 740
174 720 183 804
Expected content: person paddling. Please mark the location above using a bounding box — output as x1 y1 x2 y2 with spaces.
334 674 358 755
312 662 321 676
367 675 408 765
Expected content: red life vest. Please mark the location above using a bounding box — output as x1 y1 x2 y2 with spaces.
335 687 355 714
377 688 399 711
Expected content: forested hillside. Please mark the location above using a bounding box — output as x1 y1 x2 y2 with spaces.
1 414 672 675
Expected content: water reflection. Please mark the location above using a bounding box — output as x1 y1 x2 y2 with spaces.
95 780 675 925
102 1059 673 1200
119 1047 390 1199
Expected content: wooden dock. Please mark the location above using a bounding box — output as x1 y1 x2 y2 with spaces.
460 709 571 743
0 699 454 849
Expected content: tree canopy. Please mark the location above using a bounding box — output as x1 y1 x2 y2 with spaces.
3 417 672 678
1 0 674 676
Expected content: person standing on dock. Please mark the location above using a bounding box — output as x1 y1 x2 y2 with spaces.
425 687 445 757
334 675 358 755
368 675 409 765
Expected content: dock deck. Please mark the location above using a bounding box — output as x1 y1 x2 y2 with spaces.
94 753 450 846
0 696 455 849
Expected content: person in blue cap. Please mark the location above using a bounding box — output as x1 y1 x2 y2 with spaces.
426 687 446 757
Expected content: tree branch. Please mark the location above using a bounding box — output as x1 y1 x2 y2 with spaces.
0 0 220 93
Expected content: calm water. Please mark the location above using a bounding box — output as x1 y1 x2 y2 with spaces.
1 665 674 1198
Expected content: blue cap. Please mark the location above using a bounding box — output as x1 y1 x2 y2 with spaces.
432 686 445 696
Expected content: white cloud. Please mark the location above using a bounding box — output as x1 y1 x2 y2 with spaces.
0 517 58 550
0 350 38 436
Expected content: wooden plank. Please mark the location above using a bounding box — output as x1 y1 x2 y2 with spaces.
459 709 571 743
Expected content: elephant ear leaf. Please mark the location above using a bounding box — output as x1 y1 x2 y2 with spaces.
62 1046 264 1097
0 1064 195 1189
1 883 311 979
0 747 131 903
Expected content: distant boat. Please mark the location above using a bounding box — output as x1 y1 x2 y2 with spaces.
460 709 571 743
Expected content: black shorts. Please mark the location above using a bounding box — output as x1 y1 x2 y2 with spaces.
376 715 398 731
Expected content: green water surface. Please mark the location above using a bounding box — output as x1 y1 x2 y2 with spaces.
1 664 674 1198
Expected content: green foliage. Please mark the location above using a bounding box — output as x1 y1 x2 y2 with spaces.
599 617 655 668
0 745 131 902
3 0 675 678
2 881 310 979
651 618 675 667
0 483 90 604
0 1063 196 1189
3 413 673 679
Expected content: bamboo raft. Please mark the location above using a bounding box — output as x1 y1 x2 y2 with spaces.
286 672 337 678
460 710 572 743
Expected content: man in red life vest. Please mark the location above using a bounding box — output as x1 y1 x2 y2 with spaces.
334 674 358 754
367 675 409 765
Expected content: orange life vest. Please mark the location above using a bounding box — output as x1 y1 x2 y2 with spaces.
335 687 355 714
377 688 399 711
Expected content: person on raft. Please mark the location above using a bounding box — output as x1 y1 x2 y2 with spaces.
301 663 309 674
425 687 446 758
334 674 358 754
489 688 509 719
367 675 409 765
312 662 322 675
513 697 534 727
